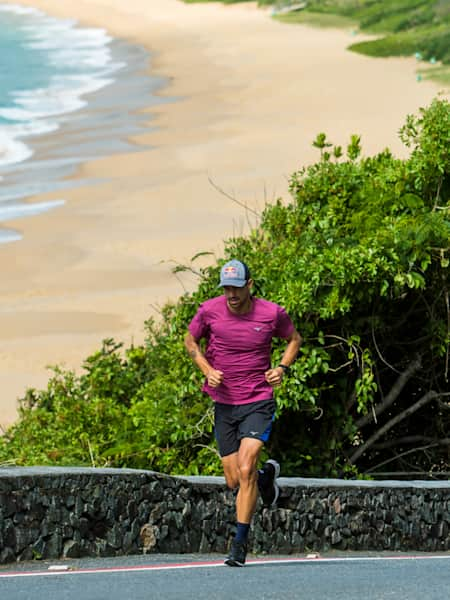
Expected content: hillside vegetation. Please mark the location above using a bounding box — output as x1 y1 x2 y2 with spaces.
1 98 449 479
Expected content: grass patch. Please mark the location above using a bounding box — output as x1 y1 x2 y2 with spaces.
419 64 450 86
349 25 450 61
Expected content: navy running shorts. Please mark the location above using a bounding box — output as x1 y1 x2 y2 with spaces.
214 399 276 457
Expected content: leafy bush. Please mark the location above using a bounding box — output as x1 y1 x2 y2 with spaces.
1 99 449 479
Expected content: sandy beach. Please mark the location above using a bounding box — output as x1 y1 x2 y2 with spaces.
0 0 448 429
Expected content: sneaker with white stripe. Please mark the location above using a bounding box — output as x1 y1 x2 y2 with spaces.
257 459 280 508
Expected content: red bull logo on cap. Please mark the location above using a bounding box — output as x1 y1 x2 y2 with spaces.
223 266 237 277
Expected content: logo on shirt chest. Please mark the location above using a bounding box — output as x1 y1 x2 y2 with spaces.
247 323 273 347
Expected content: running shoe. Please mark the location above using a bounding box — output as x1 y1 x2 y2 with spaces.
257 459 280 508
224 540 247 567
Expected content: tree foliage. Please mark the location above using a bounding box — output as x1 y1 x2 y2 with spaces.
1 98 449 478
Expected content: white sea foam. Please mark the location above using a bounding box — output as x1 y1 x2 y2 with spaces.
0 4 124 171
0 199 65 223
0 4 42 16
0 119 59 169
0 228 22 244
0 5 158 239
0 131 33 166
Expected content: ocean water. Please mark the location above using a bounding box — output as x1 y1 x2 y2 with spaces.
0 3 167 243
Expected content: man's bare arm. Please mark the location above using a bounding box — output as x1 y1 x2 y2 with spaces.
279 328 302 368
265 328 302 386
184 331 224 388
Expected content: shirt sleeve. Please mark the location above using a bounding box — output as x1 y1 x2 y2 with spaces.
274 305 295 339
188 304 208 340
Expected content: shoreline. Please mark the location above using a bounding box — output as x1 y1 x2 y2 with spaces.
0 13 165 240
0 0 448 429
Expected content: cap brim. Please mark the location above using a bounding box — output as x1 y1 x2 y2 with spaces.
218 279 247 288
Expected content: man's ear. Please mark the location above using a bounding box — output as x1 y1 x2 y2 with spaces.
247 278 254 290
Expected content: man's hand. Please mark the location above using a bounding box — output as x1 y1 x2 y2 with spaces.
265 367 284 387
207 368 224 388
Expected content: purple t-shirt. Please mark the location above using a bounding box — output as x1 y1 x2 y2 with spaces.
188 295 295 405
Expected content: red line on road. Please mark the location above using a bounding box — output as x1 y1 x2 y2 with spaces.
1 554 450 579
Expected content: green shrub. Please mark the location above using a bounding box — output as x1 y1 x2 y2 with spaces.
1 99 448 479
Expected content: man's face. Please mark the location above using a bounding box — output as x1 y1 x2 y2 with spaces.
223 280 253 313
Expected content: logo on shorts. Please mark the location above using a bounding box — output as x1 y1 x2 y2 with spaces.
249 431 260 437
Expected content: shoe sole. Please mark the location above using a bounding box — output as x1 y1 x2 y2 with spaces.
270 481 280 507
265 459 280 508
224 558 245 567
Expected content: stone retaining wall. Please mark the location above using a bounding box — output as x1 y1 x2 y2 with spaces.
0 467 449 564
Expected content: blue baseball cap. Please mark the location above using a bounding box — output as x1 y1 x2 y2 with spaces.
219 260 250 288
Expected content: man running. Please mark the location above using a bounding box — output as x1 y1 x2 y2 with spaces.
185 259 302 566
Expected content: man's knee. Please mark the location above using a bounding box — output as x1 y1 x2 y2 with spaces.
224 473 240 490
237 461 258 485
237 440 262 484
223 462 254 489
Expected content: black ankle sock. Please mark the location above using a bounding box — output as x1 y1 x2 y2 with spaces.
235 522 250 544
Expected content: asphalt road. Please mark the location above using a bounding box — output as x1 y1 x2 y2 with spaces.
1 552 450 600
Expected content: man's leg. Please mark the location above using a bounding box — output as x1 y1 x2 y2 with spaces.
222 437 263 567
221 437 263 520
235 437 263 523
216 400 279 566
